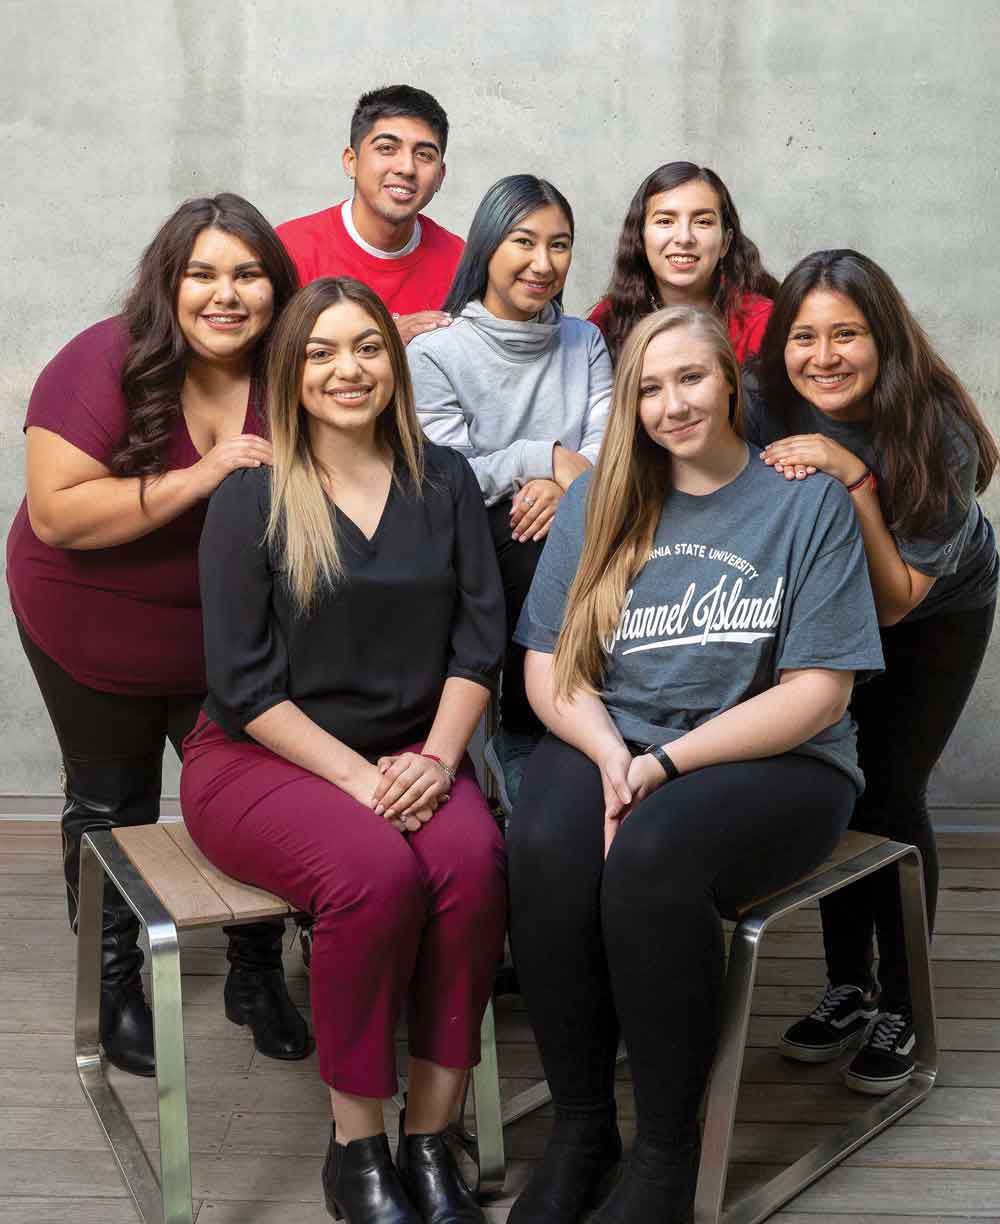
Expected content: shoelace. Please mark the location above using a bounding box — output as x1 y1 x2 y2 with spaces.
809 983 860 1021
868 1011 910 1052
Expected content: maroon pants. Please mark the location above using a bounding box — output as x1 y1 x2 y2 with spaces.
180 714 507 1097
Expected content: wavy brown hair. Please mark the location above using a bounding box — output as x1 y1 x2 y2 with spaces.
265 277 425 612
598 163 778 362
552 307 743 699
756 249 998 537
111 193 298 479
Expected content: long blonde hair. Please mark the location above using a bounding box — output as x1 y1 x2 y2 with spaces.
552 306 743 699
265 277 425 612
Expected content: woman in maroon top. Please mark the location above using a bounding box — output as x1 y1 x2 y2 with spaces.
6 193 305 1077
589 162 777 365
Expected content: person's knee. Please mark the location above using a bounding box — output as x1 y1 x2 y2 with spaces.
314 837 425 937
604 814 704 913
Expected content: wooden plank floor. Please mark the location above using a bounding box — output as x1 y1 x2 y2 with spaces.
3 820 1000 1222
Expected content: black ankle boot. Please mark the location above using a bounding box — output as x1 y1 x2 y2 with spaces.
224 923 310 1059
61 753 162 1078
322 1129 420 1222
590 1134 698 1224
508 1104 622 1224
396 1109 485 1223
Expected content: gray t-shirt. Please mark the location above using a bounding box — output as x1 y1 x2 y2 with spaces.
742 382 998 622
515 452 885 794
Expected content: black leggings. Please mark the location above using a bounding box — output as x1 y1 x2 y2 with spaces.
487 498 545 737
821 599 996 1009
508 736 855 1145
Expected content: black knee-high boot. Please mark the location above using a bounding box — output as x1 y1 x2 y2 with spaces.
62 753 162 1078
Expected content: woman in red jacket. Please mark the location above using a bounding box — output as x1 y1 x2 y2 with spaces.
590 162 777 365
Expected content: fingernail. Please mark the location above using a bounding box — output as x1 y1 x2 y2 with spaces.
374 804 383 815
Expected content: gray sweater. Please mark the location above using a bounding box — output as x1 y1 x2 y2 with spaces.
407 300 613 506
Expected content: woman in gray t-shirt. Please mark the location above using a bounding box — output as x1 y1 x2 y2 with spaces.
746 249 998 1098
505 306 884 1223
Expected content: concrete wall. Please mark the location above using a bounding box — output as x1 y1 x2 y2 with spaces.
2 0 998 812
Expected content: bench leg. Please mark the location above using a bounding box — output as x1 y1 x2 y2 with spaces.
695 917 762 1224
696 845 939 1224
74 832 195 1224
149 916 195 1223
899 847 939 1086
471 1000 505 1193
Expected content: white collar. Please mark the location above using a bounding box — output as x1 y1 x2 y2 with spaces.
342 199 422 260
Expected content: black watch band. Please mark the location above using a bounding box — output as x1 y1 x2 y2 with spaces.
645 743 679 781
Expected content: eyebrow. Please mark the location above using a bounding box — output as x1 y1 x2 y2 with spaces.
508 226 573 240
791 319 867 329
186 259 264 272
648 207 718 218
367 129 441 155
306 327 383 346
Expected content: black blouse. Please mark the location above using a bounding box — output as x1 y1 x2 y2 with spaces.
200 443 505 755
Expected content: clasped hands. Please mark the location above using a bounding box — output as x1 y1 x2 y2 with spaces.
369 751 453 834
600 741 668 859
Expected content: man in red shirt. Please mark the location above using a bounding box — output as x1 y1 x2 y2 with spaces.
277 85 464 345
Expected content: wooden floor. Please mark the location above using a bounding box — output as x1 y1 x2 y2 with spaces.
2 821 1000 1223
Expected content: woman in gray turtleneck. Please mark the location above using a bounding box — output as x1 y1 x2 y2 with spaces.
408 175 613 809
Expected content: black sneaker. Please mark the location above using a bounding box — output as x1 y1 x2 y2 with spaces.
844 1009 915 1095
779 984 878 1063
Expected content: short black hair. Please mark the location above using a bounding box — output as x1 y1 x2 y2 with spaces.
349 85 449 156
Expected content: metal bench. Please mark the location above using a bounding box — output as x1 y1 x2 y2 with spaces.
494 830 938 1224
74 823 505 1224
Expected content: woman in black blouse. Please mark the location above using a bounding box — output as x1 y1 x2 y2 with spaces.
180 277 507 1224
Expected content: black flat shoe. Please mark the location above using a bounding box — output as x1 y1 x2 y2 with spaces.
396 1110 485 1223
508 1107 622 1224
322 1130 420 1222
224 964 311 1059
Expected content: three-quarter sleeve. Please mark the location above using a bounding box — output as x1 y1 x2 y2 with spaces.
445 453 506 691
200 469 291 734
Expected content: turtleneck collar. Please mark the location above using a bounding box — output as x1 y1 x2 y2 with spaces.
457 298 562 362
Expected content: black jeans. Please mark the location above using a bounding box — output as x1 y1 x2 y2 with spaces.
821 598 996 1010
16 620 284 948
487 498 545 737
508 735 855 1145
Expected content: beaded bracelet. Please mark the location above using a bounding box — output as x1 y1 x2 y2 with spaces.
421 753 457 784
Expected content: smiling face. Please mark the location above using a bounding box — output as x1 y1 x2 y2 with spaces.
300 300 395 439
784 289 880 422
642 179 732 307
482 204 573 322
637 326 737 466
176 228 275 364
342 115 445 230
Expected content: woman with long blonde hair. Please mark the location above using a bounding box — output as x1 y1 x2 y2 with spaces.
180 277 507 1223
506 307 884 1223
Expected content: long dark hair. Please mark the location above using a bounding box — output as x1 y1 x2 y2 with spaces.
265 277 424 611
600 162 778 361
443 175 574 317
757 249 998 535
112 193 299 478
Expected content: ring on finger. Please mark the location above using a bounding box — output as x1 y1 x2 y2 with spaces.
523 495 535 507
